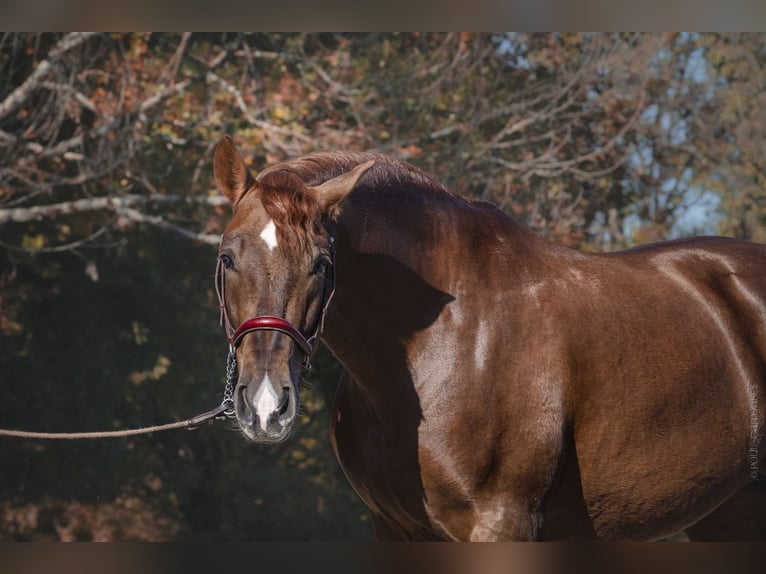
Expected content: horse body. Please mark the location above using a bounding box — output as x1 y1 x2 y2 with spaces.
321 175 766 540
213 136 766 540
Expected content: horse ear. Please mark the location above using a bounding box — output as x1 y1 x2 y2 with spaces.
308 160 375 216
214 135 255 204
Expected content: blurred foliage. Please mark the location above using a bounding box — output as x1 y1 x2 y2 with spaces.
0 32 765 540
0 227 368 540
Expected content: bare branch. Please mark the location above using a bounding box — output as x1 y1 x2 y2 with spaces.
115 207 219 245
0 194 228 224
139 80 190 116
40 81 98 114
0 32 97 121
40 134 84 158
206 71 311 147
0 218 114 253
530 87 647 177
164 32 192 81
233 48 296 61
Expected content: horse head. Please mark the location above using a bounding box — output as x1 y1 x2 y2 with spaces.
213 135 373 442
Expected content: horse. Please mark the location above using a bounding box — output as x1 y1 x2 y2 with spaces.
211 134 766 541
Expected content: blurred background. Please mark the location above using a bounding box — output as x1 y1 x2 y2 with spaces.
0 32 764 540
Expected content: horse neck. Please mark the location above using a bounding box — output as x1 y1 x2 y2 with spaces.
333 185 545 288
321 186 548 419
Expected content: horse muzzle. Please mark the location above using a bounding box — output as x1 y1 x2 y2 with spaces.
236 375 299 443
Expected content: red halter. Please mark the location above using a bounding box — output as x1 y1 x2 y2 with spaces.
214 238 336 368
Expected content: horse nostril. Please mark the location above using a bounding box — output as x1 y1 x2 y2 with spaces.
237 386 255 425
277 389 290 417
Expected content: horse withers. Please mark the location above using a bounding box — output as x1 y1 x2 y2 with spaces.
212 135 766 541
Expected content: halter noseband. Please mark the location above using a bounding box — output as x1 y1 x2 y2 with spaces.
214 237 336 369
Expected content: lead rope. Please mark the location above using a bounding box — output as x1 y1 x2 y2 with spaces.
0 319 237 439
0 421 192 439
0 346 237 439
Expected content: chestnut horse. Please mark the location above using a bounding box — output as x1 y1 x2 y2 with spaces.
212 135 766 541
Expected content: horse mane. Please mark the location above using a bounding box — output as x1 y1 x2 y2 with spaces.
255 152 466 254
260 152 450 193
256 169 323 255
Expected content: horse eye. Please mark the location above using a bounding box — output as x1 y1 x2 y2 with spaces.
312 258 329 276
220 253 234 270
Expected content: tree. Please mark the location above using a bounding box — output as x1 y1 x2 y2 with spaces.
1 32 764 540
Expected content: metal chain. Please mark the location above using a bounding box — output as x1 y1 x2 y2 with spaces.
222 344 237 416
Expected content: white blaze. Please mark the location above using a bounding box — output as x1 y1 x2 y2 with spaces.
252 374 279 431
259 220 278 251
